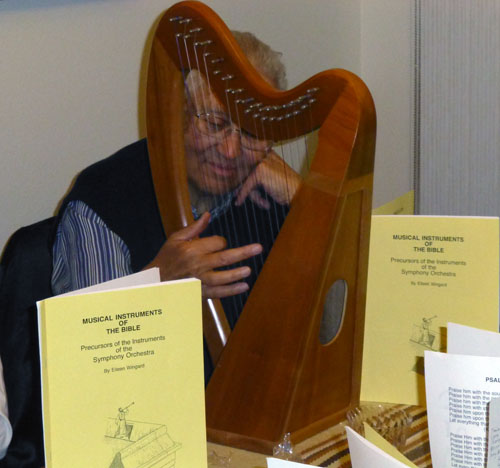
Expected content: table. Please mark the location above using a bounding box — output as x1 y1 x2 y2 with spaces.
207 405 432 467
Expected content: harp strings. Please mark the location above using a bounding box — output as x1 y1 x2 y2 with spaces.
222 83 278 249
176 24 310 318
186 35 251 316
177 30 245 318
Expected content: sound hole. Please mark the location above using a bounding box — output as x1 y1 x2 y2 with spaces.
319 279 347 345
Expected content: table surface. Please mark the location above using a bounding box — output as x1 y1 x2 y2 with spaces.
207 405 432 468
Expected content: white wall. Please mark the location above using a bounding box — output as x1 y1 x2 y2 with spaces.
361 0 413 208
0 0 411 251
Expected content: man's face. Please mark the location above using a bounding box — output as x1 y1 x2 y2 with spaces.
184 91 269 195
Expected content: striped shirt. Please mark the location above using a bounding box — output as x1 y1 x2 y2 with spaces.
51 200 132 295
51 194 235 295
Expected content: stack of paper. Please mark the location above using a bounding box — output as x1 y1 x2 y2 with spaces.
347 324 500 468
426 323 500 468
361 215 499 406
351 215 500 467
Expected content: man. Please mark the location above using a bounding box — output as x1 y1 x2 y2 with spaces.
52 31 299 298
0 30 299 467
51 31 300 377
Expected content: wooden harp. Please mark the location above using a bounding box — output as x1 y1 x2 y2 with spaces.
146 0 376 454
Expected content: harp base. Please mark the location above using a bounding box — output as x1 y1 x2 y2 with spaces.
206 401 358 455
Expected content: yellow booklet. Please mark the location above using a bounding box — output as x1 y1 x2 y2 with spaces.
372 191 415 215
364 424 417 468
38 278 207 468
361 215 499 406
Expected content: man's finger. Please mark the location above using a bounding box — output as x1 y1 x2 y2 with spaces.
201 266 251 286
170 212 211 241
249 190 270 209
203 281 250 299
189 235 227 255
205 243 262 270
235 173 257 206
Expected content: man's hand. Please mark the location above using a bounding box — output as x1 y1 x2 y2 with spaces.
143 212 262 298
235 150 302 209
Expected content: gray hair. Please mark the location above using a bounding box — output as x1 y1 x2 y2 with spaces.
231 30 287 90
185 30 287 97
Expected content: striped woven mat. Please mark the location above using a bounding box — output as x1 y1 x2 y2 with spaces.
295 405 432 467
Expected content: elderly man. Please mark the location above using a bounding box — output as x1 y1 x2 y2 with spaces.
51 32 300 379
52 32 299 298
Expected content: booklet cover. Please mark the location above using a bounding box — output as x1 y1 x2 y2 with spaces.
372 190 414 216
361 216 499 406
38 278 206 468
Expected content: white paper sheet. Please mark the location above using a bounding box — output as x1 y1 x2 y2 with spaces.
266 457 312 467
59 268 161 296
425 351 500 468
487 398 500 468
448 322 500 357
345 426 411 468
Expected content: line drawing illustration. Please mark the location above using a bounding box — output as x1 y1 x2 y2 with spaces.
105 402 182 468
115 402 135 440
410 315 438 350
410 315 447 376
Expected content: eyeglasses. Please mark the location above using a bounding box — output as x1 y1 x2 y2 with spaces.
194 111 272 154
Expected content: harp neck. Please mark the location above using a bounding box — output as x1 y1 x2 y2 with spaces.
152 1 349 141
